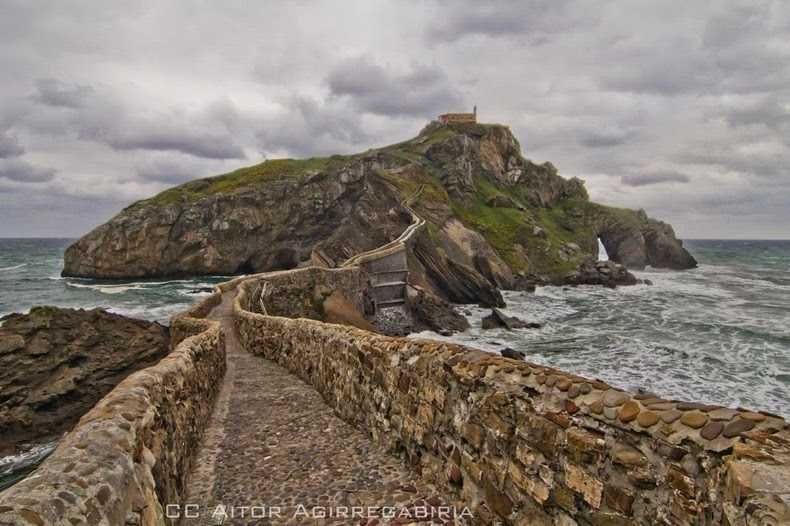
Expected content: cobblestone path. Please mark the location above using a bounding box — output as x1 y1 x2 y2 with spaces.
182 290 469 526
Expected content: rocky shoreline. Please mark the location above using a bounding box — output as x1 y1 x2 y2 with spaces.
0 306 170 457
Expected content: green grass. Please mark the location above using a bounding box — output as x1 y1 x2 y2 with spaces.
129 155 354 209
449 176 533 271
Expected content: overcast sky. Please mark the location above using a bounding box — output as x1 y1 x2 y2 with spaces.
1 1 788 239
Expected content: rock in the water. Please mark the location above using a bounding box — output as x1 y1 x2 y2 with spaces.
500 347 527 360
482 308 540 330
564 256 638 287
186 287 215 294
595 209 696 270
408 286 470 335
0 306 170 456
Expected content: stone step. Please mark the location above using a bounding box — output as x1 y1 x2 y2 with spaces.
370 273 408 287
372 280 407 288
377 299 406 306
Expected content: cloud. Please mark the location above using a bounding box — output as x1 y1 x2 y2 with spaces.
28 81 250 160
620 170 690 187
30 79 93 108
0 158 55 182
601 3 790 96
426 0 586 43
579 128 630 148
326 56 464 118
257 95 373 158
102 126 247 160
680 149 788 180
0 131 24 158
135 156 212 185
722 95 790 130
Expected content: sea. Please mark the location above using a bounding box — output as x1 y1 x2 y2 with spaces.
0 238 788 488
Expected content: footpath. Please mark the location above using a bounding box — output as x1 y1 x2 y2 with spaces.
181 290 466 525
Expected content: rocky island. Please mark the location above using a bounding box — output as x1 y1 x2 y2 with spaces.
63 122 696 308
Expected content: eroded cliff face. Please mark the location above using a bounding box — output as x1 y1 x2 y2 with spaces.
63 123 696 301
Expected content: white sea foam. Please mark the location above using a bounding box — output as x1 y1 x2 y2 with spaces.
97 285 144 294
0 264 26 272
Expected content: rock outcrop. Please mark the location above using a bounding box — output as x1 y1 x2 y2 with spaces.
0 306 169 456
481 308 541 330
407 286 470 336
596 208 697 270
63 122 696 305
561 256 639 287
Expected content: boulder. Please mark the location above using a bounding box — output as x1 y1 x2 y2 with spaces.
500 347 527 360
567 256 638 287
0 306 170 456
409 286 470 336
482 308 541 330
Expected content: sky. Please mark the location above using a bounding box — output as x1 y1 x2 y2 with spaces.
0 1 788 239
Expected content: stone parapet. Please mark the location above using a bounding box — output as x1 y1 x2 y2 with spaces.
0 291 226 525
234 277 789 525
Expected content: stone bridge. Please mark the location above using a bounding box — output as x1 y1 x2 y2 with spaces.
1 217 789 525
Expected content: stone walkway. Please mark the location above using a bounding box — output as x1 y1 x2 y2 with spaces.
181 290 468 526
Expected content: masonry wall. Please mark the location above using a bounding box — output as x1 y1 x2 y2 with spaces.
234 278 789 526
0 290 226 526
242 266 366 318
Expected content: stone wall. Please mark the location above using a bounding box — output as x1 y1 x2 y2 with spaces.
0 290 226 525
234 278 789 526
242 266 366 319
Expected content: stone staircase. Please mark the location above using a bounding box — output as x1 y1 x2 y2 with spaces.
341 184 425 313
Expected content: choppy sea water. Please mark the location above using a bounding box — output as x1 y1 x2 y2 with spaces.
414 239 789 418
0 238 227 324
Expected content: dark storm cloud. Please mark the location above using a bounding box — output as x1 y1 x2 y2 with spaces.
30 79 93 108
621 170 690 187
0 158 55 182
0 131 24 158
326 57 464 117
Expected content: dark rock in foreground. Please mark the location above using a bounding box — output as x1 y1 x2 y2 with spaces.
500 347 527 360
0 306 169 456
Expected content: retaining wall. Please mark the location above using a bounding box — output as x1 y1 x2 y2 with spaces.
0 289 226 525
234 278 789 526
